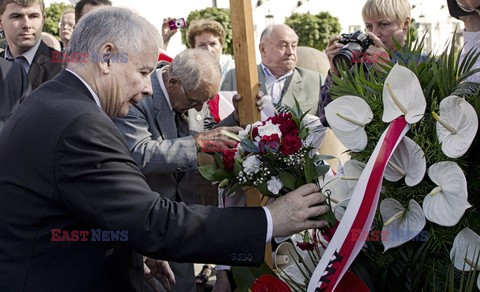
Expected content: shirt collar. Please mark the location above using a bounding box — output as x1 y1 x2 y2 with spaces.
261 63 293 81
4 39 42 66
156 68 174 113
66 69 102 108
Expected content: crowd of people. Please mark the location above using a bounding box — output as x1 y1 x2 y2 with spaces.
0 0 478 291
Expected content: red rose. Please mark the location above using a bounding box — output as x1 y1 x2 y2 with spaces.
251 275 291 292
279 134 302 156
269 113 292 124
279 119 298 136
259 134 280 154
222 149 237 171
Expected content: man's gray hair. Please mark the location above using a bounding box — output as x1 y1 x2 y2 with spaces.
260 24 296 43
168 49 220 92
66 7 162 65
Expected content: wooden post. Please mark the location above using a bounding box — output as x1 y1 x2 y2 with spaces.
229 0 272 268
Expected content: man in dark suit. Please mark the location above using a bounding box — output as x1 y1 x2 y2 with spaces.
0 7 329 291
0 57 30 132
0 0 62 90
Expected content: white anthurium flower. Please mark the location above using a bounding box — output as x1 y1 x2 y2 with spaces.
321 160 365 206
334 198 350 222
433 95 479 158
382 64 426 124
380 199 426 252
384 136 426 186
423 161 471 227
450 228 480 272
325 95 373 152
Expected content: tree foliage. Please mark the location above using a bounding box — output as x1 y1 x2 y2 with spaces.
43 2 73 40
182 7 233 55
285 12 341 51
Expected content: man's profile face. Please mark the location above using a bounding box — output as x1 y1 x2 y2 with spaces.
99 42 158 117
260 26 298 76
0 2 45 56
170 75 219 114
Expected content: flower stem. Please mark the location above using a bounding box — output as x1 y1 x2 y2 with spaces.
386 83 407 115
388 160 406 176
383 210 404 226
429 186 443 196
432 112 457 135
336 112 365 127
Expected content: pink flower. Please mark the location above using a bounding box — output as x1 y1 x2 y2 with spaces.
280 134 302 156
251 275 291 292
222 149 237 172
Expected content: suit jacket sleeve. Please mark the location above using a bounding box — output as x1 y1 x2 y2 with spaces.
54 113 267 265
115 103 198 174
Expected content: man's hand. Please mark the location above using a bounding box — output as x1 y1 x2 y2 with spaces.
161 17 178 50
233 89 264 122
194 126 242 152
144 257 176 291
266 183 330 237
213 270 232 292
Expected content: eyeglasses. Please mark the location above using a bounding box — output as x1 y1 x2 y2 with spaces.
180 83 201 107
456 0 480 14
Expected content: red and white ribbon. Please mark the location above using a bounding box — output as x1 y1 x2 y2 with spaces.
308 117 410 292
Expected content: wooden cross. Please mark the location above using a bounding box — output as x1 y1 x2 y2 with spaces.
229 0 273 268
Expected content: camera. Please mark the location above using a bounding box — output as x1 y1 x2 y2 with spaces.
333 30 374 70
168 18 187 30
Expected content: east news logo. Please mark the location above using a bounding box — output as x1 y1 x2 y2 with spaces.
51 229 128 242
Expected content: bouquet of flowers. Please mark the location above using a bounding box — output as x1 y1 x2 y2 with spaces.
199 100 332 200
319 34 480 291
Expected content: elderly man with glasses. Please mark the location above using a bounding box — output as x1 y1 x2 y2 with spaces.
113 48 245 292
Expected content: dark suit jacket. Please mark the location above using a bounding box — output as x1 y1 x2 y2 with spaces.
0 70 267 291
1 40 62 90
0 58 31 132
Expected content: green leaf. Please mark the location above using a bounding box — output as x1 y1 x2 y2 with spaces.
198 165 217 181
225 182 242 196
304 156 314 183
233 160 242 176
214 152 223 169
212 168 233 181
218 178 229 188
314 164 330 178
278 171 296 190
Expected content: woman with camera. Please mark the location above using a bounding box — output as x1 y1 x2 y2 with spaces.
321 0 412 105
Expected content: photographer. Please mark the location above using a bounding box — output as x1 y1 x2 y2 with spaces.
321 0 411 105
448 0 480 82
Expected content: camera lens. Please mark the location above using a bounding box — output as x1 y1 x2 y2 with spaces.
333 42 363 70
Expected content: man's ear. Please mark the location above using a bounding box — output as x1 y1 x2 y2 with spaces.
259 43 266 56
98 43 115 74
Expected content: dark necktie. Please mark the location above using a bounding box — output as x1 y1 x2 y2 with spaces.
175 112 189 138
7 56 29 74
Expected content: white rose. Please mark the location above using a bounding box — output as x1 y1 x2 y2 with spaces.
243 155 261 175
257 121 282 139
267 176 283 195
